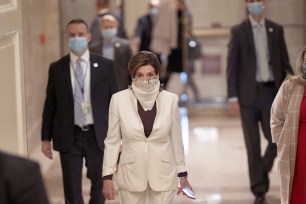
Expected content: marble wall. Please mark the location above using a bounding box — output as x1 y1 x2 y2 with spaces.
21 0 61 154
0 0 26 155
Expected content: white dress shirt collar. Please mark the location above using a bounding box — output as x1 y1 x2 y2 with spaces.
70 49 90 64
249 15 265 28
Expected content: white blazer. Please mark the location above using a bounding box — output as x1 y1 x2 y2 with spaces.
103 89 186 192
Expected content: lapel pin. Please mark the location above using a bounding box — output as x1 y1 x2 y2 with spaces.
115 42 120 48
93 63 98 68
269 27 273 32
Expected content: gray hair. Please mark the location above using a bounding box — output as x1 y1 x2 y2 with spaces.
98 14 118 25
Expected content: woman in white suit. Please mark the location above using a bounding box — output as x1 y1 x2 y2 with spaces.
102 51 192 203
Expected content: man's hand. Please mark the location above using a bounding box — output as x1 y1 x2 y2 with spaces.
228 100 240 116
103 180 116 200
41 140 53 159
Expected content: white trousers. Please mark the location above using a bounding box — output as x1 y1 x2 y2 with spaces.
118 187 176 204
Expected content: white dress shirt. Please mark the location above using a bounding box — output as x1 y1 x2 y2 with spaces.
249 15 274 82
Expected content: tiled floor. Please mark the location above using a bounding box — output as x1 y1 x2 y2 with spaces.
40 105 281 204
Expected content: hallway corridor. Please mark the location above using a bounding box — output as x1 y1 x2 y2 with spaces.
42 106 281 204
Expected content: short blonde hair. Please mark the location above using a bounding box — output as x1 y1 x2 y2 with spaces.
287 47 306 84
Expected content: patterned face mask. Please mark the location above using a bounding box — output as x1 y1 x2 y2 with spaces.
132 75 160 93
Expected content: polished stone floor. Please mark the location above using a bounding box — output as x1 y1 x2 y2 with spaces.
39 105 281 204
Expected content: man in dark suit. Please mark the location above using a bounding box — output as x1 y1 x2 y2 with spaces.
0 151 49 204
90 14 132 91
226 0 293 203
41 19 118 204
133 0 160 52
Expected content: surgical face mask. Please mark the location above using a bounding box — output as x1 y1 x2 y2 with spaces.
68 37 88 54
247 2 265 16
150 8 159 16
302 62 306 74
132 75 159 93
101 28 118 39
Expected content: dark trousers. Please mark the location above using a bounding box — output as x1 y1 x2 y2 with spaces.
240 82 277 196
60 126 104 204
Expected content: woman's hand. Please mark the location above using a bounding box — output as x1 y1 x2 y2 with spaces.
177 177 193 195
102 180 116 200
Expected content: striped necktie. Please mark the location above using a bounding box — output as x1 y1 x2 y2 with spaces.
74 58 85 126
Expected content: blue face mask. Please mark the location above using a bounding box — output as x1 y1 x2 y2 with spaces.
150 8 159 16
101 28 118 39
302 62 306 74
68 37 88 54
247 2 265 16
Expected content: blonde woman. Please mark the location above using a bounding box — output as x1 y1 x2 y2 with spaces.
271 47 306 204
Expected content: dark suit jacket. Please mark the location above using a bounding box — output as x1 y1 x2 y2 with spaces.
227 18 293 106
41 52 118 152
135 14 153 52
0 152 49 204
90 37 132 91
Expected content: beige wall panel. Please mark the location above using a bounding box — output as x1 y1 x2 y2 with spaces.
0 0 10 4
60 0 96 27
0 0 26 156
0 33 26 155
186 0 245 28
192 37 229 99
22 0 61 154
124 0 149 38
0 0 16 10
285 27 305 70
266 0 303 25
0 10 18 34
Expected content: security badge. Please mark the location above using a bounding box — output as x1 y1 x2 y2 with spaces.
81 101 91 114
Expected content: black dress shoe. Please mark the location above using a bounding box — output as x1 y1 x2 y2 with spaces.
253 195 266 204
263 143 277 173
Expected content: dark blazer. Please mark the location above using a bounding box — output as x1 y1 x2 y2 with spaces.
90 37 132 91
0 151 49 204
135 14 153 52
41 52 118 151
227 18 293 106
